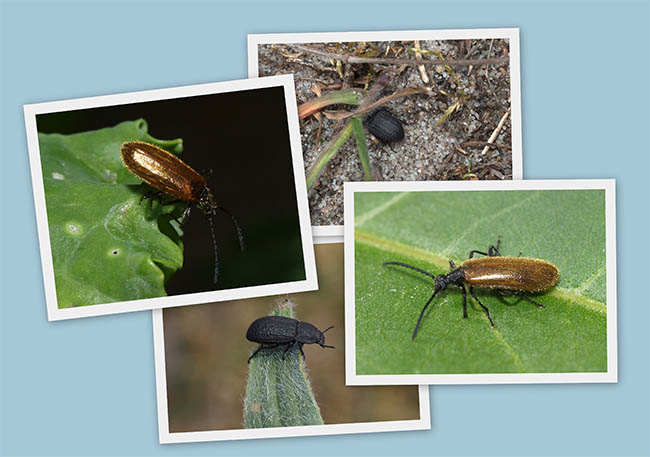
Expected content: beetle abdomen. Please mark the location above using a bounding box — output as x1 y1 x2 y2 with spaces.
462 257 559 292
121 141 206 202
363 108 405 143
246 316 298 344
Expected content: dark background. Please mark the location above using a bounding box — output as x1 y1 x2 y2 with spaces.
36 85 308 295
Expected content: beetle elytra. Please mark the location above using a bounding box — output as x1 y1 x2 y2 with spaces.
363 108 405 144
246 315 335 363
120 141 244 283
383 238 559 340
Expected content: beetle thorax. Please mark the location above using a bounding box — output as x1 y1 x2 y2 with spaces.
438 267 465 290
197 187 218 215
295 321 322 344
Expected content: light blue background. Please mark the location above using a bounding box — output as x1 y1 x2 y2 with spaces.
1 1 648 456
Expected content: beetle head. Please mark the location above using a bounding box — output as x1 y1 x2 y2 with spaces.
319 325 335 349
434 274 449 293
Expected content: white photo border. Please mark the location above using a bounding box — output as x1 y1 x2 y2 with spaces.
344 179 617 385
248 28 524 241
24 75 318 321
152 308 430 443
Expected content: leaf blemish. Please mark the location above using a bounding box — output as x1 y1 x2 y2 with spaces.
109 248 121 256
102 169 117 182
65 223 81 235
52 172 65 180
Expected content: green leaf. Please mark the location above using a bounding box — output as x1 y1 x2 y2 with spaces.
39 120 185 307
354 190 607 374
243 299 324 428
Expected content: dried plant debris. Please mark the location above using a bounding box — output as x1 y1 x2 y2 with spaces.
258 39 513 226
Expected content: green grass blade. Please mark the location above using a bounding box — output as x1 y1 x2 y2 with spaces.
306 121 354 189
298 89 360 119
351 117 372 181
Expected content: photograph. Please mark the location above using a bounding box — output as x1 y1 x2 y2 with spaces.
344 180 617 385
24 76 317 320
154 243 429 443
249 29 522 235
2 2 648 457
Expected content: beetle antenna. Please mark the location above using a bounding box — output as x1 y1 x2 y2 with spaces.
411 288 440 340
217 206 244 252
206 215 219 283
321 326 335 348
383 261 436 280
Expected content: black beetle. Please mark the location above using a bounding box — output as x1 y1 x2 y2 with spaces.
363 107 405 143
246 316 335 363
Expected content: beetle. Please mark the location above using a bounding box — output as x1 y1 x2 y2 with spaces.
363 107 405 144
120 141 244 283
383 238 559 340
246 315 335 363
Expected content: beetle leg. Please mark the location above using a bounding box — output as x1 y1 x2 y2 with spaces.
488 237 503 256
461 284 468 318
160 198 183 206
488 245 502 256
168 203 192 226
519 294 545 308
180 204 192 224
298 343 305 360
496 290 545 309
282 341 295 360
469 286 495 327
140 190 163 209
247 346 263 363
247 344 280 363
471 238 503 258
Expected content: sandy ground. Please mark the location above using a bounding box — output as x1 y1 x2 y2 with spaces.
257 39 513 226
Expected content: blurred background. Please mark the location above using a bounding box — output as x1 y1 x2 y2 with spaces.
35 85 307 294
162 243 420 431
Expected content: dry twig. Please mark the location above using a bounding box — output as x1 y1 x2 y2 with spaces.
325 87 434 120
413 41 430 84
289 44 509 67
481 107 511 156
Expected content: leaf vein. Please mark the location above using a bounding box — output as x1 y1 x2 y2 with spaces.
355 192 410 227
575 265 606 294
440 191 542 256
356 230 607 315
